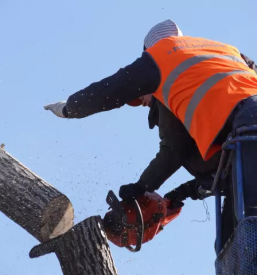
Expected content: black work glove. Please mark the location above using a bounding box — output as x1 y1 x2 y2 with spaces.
168 200 185 209
164 179 202 202
119 183 146 203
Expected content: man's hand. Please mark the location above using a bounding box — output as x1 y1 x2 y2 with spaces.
168 200 184 209
44 101 67 118
164 187 189 202
119 183 146 203
164 179 199 202
164 179 206 202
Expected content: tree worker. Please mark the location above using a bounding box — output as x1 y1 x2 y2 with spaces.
44 19 257 247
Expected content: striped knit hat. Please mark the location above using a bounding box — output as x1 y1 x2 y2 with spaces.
144 19 183 49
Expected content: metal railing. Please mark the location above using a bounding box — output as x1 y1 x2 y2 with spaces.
211 126 257 274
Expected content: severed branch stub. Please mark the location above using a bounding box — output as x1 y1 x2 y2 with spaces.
30 216 118 275
0 148 74 242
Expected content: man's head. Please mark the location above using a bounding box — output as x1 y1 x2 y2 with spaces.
144 19 183 50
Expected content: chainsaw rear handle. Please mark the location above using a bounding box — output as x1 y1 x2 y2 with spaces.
125 198 144 252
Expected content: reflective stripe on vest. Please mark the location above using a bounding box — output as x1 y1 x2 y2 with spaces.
162 54 254 131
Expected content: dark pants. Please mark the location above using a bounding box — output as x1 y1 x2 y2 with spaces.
220 95 257 248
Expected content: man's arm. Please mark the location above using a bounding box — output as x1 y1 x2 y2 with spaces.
164 176 214 202
137 143 184 192
137 101 196 192
62 52 160 118
119 101 196 201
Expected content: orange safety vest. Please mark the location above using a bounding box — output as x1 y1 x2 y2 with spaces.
146 36 257 160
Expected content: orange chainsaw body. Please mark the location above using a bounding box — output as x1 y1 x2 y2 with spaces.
103 191 181 249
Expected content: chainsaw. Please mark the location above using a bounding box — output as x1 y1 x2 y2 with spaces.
103 190 181 252
29 190 182 258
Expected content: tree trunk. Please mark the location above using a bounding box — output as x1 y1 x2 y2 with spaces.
0 148 74 242
30 216 118 275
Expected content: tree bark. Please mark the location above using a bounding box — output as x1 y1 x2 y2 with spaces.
30 216 118 275
0 148 74 242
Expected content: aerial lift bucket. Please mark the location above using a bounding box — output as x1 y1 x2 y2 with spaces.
212 126 257 275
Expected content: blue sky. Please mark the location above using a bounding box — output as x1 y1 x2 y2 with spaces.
0 0 256 274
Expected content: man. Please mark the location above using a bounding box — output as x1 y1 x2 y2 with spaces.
45 19 257 234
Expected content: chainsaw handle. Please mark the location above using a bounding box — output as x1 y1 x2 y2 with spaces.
125 199 144 252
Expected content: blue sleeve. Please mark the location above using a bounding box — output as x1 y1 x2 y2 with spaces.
63 52 160 118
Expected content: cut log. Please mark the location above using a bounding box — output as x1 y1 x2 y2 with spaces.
0 148 74 242
30 216 118 275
